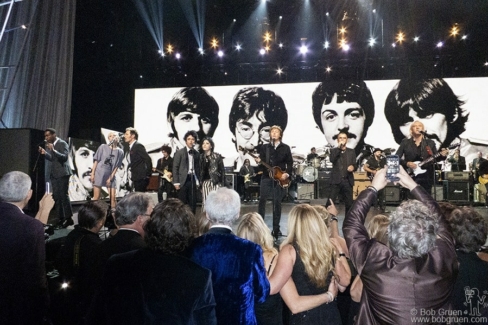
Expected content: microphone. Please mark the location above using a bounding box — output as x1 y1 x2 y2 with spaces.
419 130 428 135
107 136 118 146
38 140 47 147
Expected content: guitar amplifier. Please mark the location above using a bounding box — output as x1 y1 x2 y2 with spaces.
384 184 402 203
446 172 469 181
353 172 369 181
225 173 237 191
297 183 315 200
443 180 470 203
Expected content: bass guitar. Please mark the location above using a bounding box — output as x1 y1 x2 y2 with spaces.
239 146 291 188
407 143 459 177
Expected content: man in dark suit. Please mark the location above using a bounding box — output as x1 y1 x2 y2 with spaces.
189 187 269 324
328 131 357 213
0 171 52 324
173 130 200 214
448 149 466 171
95 192 153 278
88 199 216 324
123 127 152 192
39 128 73 227
472 151 486 182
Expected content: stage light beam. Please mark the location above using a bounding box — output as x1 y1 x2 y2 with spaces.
369 38 376 47
396 31 405 43
299 45 308 54
324 41 329 49
211 38 218 49
217 50 224 57
437 41 443 48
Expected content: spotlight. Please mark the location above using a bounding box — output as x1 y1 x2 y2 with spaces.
21 25 26 29
342 44 350 52
484 62 488 67
233 19 236 22
264 45 270 52
391 43 396 48
414 36 420 42
175 53 181 59
217 50 224 57
326 12 329 16
324 41 329 49
450 25 459 37
436 41 443 48
140 75 143 78
198 48 204 54
279 43 283 48
372 9 376 13
325 66 332 73
235 44 242 51
61 282 69 289
279 16 282 20
368 38 376 47
396 31 405 43
461 35 467 40
299 45 308 54
277 68 283 75
259 48 266 55
211 38 218 49
264 32 272 42
167 44 173 54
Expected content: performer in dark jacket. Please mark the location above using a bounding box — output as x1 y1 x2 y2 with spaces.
39 128 73 227
328 132 357 213
154 145 175 201
343 166 458 325
255 125 293 239
199 137 225 211
123 127 152 192
395 120 447 194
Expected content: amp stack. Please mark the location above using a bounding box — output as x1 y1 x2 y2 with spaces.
443 171 470 204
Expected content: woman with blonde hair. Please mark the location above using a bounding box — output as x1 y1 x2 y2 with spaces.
268 204 351 324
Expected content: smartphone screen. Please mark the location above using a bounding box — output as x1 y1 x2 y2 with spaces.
386 155 400 182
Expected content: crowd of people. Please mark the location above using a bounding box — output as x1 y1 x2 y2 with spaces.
1 158 488 324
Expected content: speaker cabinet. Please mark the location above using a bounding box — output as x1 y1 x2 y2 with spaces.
384 185 401 203
225 173 237 191
353 180 371 200
297 183 315 200
443 181 470 203
315 172 330 199
0 128 46 213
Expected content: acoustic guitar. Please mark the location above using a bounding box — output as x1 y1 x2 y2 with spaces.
407 143 459 177
239 146 290 188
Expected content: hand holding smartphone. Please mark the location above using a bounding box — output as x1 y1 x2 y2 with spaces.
386 155 400 182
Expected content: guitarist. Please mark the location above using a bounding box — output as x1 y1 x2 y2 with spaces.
254 125 293 240
395 120 447 194
363 148 386 210
239 159 255 202
154 145 175 202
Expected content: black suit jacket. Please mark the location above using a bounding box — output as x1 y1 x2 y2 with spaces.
173 147 200 186
45 138 72 178
129 141 152 182
329 147 357 186
0 202 48 324
87 248 217 325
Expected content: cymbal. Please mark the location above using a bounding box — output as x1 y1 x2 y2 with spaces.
318 153 329 158
293 154 305 161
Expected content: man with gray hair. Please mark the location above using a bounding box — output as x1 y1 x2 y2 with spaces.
0 171 54 324
95 192 154 274
189 187 269 324
343 166 458 324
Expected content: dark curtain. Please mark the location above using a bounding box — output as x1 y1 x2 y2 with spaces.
0 0 76 139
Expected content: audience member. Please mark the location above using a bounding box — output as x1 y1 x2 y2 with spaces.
268 204 351 324
55 201 107 322
88 199 217 324
95 192 153 275
343 166 458 324
0 171 54 324
189 187 269 324
444 206 488 317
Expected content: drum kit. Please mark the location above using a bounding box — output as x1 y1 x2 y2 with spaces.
293 145 333 183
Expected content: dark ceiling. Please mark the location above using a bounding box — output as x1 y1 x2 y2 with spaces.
70 0 488 139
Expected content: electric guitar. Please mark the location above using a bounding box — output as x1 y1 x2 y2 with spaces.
239 146 291 188
154 168 173 183
407 143 459 177
243 171 263 183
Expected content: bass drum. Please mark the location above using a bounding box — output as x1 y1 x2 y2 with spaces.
302 166 318 182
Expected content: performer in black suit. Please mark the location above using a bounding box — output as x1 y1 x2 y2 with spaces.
173 130 200 214
123 127 152 192
88 199 216 324
39 128 73 227
255 125 293 239
396 120 447 194
363 148 386 209
447 149 466 171
154 145 175 202
328 132 357 213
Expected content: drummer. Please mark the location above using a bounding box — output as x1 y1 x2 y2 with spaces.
307 147 318 162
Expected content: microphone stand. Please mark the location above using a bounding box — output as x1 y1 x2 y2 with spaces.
423 134 438 201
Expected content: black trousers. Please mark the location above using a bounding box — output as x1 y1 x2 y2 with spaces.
51 175 72 221
328 178 354 214
133 177 149 192
258 178 285 232
178 174 198 214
